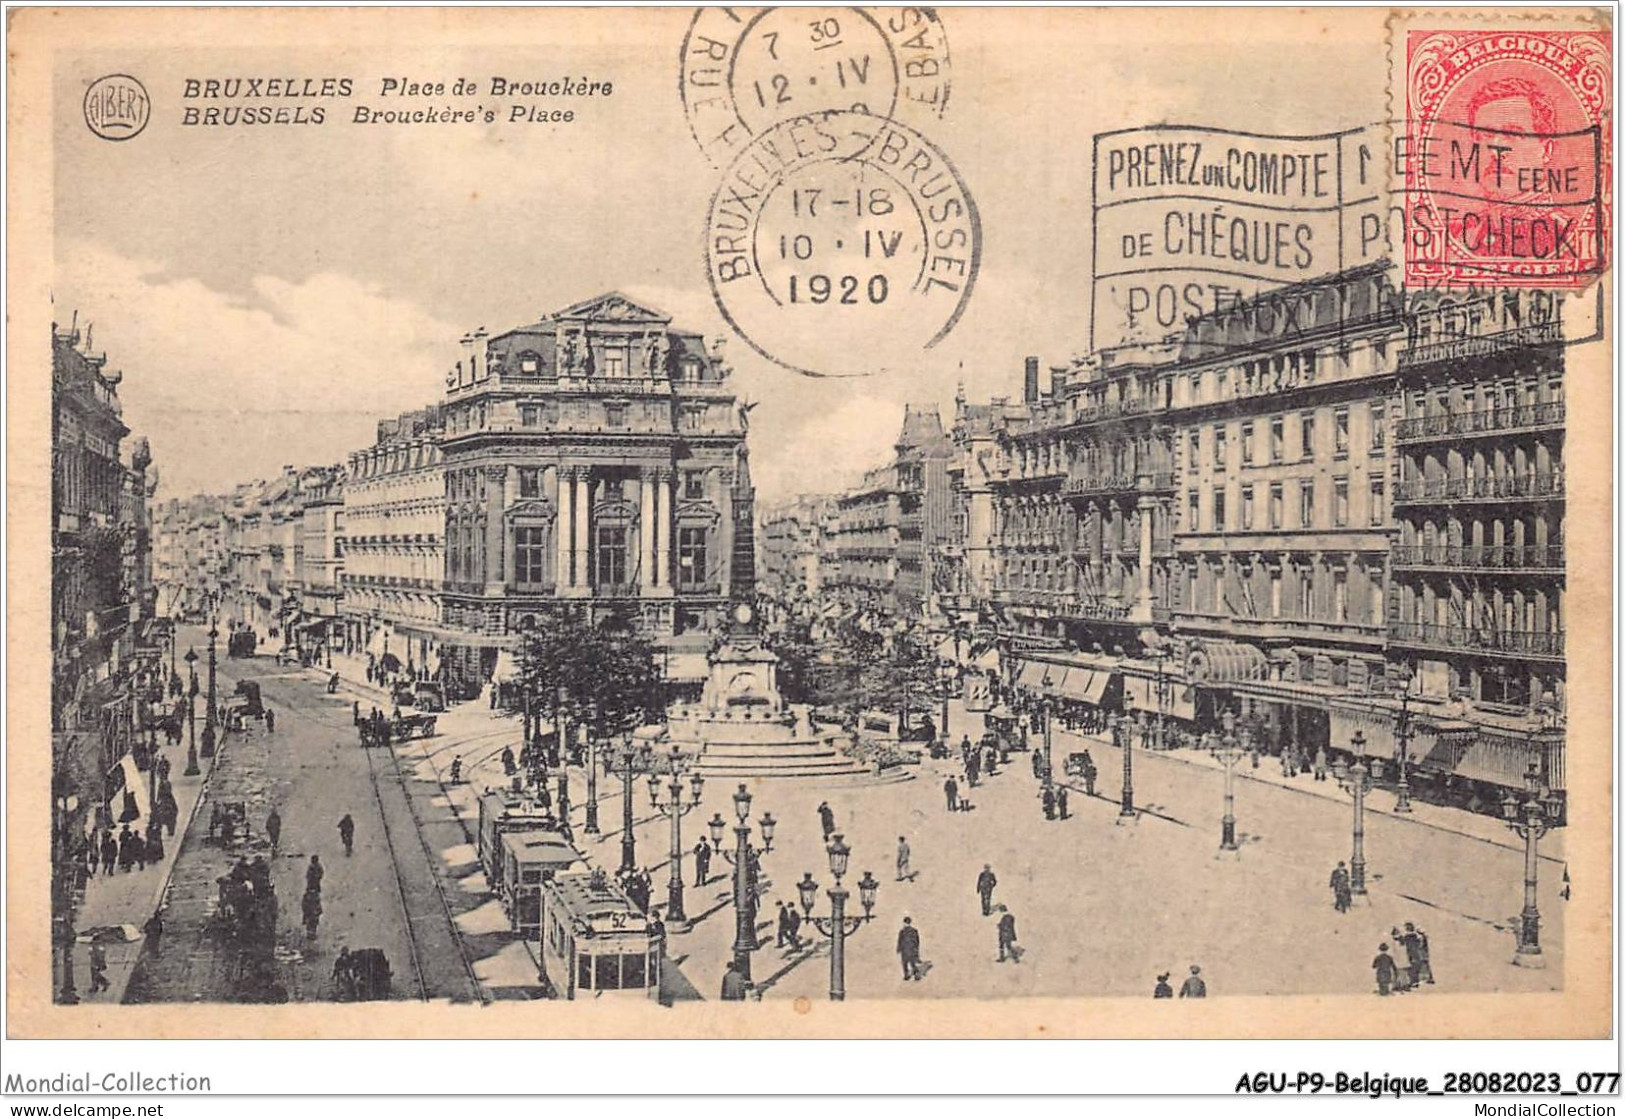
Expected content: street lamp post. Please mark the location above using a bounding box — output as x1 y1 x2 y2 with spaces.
1211 709 1245 851
1332 732 1380 897
647 743 704 930
183 648 200 776
201 619 218 759
1041 698 1054 789
1118 698 1136 819
1502 760 1563 968
939 661 952 742
708 785 777 983
1393 681 1414 814
618 733 639 874
797 835 879 1001
583 702 601 835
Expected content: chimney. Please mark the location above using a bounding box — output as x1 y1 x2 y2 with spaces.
473 327 490 380
458 333 476 387
1023 356 1040 403
1050 365 1070 399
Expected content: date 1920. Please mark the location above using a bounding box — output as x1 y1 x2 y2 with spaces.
786 274 889 305
1236 1071 1620 1097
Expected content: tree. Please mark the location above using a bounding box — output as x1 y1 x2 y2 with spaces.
514 608 663 736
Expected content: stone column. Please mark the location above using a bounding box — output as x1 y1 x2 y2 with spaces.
640 468 657 592
556 467 574 588
1132 475 1156 622
485 466 507 595
574 470 591 591
654 469 672 589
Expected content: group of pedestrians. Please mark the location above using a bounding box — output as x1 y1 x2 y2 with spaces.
1372 923 1435 995
1152 966 1208 998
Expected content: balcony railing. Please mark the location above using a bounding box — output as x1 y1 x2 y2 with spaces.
1062 469 1175 497
1389 622 1564 659
1395 400 1564 442
675 581 722 596
1393 471 1564 504
1392 544 1565 572
1399 320 1562 369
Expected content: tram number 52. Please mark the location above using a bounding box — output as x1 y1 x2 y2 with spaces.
787 274 889 304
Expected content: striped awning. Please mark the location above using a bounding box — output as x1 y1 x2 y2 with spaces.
1186 641 1268 685
1055 668 1110 705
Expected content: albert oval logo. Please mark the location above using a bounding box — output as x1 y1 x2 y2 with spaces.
84 74 151 141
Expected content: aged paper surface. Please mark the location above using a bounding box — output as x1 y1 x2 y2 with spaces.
7 5 1612 1042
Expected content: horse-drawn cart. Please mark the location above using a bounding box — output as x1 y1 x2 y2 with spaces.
392 713 438 740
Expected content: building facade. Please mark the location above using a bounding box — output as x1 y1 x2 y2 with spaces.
297 466 346 662
434 293 754 688
342 407 446 675
758 495 832 601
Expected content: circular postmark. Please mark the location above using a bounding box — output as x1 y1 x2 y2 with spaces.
83 74 151 142
705 110 980 377
680 7 950 169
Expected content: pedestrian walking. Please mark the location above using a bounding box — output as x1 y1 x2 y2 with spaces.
1041 785 1056 821
306 854 324 895
118 825 136 872
1313 747 1329 781
1392 926 1420 990
502 745 516 776
693 837 712 886
1178 965 1207 998
353 700 361 726
131 827 148 871
996 912 1019 963
966 751 981 788
1329 861 1352 913
944 776 960 813
1372 943 1399 996
1153 972 1174 998
775 901 793 948
302 888 323 938
720 961 750 1001
264 707 276 733
1408 923 1434 984
976 864 997 916
818 800 836 840
338 813 355 856
895 836 911 882
784 902 803 950
100 831 117 876
266 808 282 854
143 911 164 956
1057 786 1070 819
449 756 463 784
896 916 924 981
88 942 110 994
146 828 165 864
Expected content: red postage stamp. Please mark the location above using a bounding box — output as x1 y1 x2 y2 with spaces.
1403 29 1611 288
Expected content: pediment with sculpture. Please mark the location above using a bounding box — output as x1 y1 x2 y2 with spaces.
552 292 672 326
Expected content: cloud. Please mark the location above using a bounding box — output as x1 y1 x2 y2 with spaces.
54 240 461 500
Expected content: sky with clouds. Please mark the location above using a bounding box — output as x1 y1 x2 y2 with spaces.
50 8 1379 503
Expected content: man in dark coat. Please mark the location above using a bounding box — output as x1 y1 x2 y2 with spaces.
1408 923 1434 984
117 825 136 872
1329 862 1352 912
143 911 164 956
943 776 960 813
719 961 750 1001
1041 786 1056 821
996 911 1019 962
784 902 803 950
266 808 282 854
502 746 516 776
775 901 793 948
100 831 118 876
1372 943 1399 995
1392 926 1421 991
817 801 836 840
1057 786 1070 820
264 707 276 733
306 854 324 895
976 864 998 916
693 837 712 886
338 813 355 856
130 827 148 871
88 942 111 994
966 750 981 788
896 916 923 980
1178 965 1207 998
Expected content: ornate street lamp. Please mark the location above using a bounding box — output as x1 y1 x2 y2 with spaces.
798 834 879 1001
583 701 601 835
617 732 638 874
647 742 705 930
1393 673 1415 814
1041 698 1055 789
1332 732 1382 897
1117 698 1137 819
1502 760 1563 967
1210 709 1246 852
708 784 776 983
201 619 219 759
183 647 200 776
554 686 572 828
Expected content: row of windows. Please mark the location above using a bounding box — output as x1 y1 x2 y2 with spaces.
503 524 714 589
1192 404 1384 472
1188 477 1385 532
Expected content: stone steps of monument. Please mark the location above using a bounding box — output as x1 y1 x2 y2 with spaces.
694 741 850 760
688 762 916 786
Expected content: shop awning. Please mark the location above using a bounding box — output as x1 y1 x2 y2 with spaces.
1055 668 1110 705
1186 641 1268 685
972 648 1001 671
1453 734 1541 787
1329 707 1396 757
1015 661 1049 690
492 649 521 684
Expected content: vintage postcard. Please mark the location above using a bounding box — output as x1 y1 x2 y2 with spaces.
5 5 1613 1045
